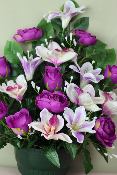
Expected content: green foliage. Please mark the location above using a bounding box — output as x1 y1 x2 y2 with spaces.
42 146 60 168
83 149 93 174
27 139 38 149
64 142 77 159
83 40 116 69
51 18 62 32
10 138 21 149
74 17 89 30
4 41 23 64
90 136 108 163
37 18 54 42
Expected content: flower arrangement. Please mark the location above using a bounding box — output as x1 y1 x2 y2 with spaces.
0 0 117 174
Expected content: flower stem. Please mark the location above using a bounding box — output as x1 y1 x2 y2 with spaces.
19 101 23 109
61 29 64 42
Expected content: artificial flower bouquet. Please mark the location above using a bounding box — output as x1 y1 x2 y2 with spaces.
0 0 117 174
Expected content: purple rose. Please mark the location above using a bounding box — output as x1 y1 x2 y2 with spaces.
104 65 117 84
94 117 116 147
0 56 10 79
6 109 32 136
13 27 42 43
0 102 8 120
73 30 97 46
36 90 70 113
44 66 62 91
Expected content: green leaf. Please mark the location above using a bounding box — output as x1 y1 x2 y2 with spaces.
76 144 83 155
83 41 116 69
83 134 90 149
37 18 54 41
90 136 108 163
99 78 116 92
37 18 47 28
25 96 37 111
27 139 38 149
4 41 23 64
43 146 60 168
74 17 89 30
51 18 62 32
83 149 93 174
10 138 21 149
60 63 66 74
64 142 77 159
0 124 4 134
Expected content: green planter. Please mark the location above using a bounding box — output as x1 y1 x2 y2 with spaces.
14 148 72 175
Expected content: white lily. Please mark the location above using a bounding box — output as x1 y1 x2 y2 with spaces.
44 1 86 29
30 108 72 143
69 62 104 88
66 83 104 111
64 106 96 143
36 41 77 66
17 53 43 81
0 75 27 101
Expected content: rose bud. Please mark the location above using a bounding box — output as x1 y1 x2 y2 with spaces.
13 27 42 43
104 65 117 84
6 109 32 136
0 102 8 120
44 66 62 91
94 117 116 147
36 90 70 113
73 30 97 46
0 56 10 79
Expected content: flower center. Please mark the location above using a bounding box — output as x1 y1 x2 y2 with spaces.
6 84 22 95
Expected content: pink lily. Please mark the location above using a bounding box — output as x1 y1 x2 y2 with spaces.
30 108 72 143
64 106 96 143
0 75 27 101
36 41 77 66
69 62 104 88
66 83 104 111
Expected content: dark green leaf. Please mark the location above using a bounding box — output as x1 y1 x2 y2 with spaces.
0 124 4 134
74 17 89 30
76 144 83 155
4 41 23 64
43 146 60 168
60 64 66 74
83 149 93 174
64 142 77 159
10 139 21 149
51 18 62 32
83 134 90 149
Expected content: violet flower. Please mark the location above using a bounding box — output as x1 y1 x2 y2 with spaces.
64 106 96 143
17 53 43 81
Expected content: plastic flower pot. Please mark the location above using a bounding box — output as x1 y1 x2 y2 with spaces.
14 148 72 175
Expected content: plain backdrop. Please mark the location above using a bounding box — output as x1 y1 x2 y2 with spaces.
0 0 117 173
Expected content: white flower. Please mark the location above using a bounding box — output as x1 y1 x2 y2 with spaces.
44 1 86 29
0 75 27 101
